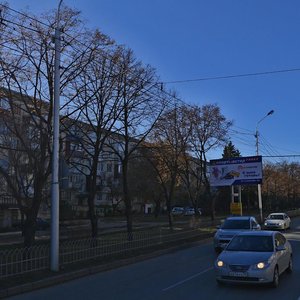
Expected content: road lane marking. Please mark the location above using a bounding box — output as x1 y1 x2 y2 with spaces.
162 267 214 291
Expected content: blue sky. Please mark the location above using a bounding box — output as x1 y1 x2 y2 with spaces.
7 0 300 162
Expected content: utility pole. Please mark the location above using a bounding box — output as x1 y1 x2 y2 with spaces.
255 110 274 223
51 0 63 272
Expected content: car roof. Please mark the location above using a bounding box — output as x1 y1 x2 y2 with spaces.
235 230 275 237
269 212 285 215
225 216 254 221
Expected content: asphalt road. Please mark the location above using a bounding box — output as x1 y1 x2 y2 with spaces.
8 218 300 300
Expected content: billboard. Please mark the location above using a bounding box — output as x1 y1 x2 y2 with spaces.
210 156 262 186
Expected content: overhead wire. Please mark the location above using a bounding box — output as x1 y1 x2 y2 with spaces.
2 4 300 163
0 13 182 116
0 4 201 109
161 68 300 84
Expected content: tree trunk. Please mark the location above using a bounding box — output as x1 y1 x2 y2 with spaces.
23 215 36 247
166 195 173 230
154 200 160 218
87 194 98 238
86 174 99 238
89 208 98 238
122 159 133 240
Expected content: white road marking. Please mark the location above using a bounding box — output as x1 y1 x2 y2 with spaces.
162 267 214 291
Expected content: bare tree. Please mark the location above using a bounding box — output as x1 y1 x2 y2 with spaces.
107 49 168 239
62 43 124 238
0 4 109 245
127 148 164 217
188 104 232 220
147 103 192 229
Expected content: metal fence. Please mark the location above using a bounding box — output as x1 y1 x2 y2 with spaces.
0 228 209 279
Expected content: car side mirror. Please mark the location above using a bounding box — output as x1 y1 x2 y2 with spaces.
253 224 261 230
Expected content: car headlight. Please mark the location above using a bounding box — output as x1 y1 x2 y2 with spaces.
216 260 225 268
264 222 268 226
253 258 272 270
256 262 265 269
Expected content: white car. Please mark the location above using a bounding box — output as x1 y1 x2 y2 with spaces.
171 207 184 216
213 216 261 253
215 231 293 287
184 207 202 216
264 213 291 230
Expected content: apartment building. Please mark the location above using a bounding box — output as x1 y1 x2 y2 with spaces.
0 89 124 226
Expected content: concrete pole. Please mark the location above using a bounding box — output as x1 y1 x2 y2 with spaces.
256 129 263 222
257 184 263 221
238 185 242 216
255 110 274 223
51 0 63 272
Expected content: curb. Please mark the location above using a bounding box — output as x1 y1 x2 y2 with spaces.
0 237 213 299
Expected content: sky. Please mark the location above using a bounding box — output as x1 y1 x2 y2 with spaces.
6 0 300 163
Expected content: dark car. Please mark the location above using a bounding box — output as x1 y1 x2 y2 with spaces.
36 218 50 230
12 217 50 230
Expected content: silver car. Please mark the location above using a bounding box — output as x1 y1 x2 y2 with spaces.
215 231 293 287
214 216 261 253
264 213 291 230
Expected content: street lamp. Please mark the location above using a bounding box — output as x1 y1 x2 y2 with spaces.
255 109 274 222
51 0 63 272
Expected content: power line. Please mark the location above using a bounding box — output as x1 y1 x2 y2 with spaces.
0 11 181 113
162 68 300 84
4 3 292 161
0 4 193 108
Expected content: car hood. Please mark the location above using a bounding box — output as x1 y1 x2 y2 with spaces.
218 251 273 265
216 229 250 238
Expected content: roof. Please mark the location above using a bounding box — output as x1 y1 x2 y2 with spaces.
225 216 254 221
235 230 275 237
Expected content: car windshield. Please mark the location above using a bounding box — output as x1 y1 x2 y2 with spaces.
268 214 284 220
221 219 250 229
226 235 274 252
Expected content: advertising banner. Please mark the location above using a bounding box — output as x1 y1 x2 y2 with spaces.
210 156 262 186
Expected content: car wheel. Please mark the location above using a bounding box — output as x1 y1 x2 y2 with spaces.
287 256 293 273
271 266 279 288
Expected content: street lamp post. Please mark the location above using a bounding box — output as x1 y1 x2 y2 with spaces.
255 110 274 222
51 0 63 272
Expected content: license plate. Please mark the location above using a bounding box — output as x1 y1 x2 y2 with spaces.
229 272 247 277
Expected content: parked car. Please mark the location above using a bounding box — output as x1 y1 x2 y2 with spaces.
36 217 50 230
171 207 184 216
12 217 50 231
264 213 291 230
215 231 293 287
213 216 261 253
183 207 202 216
12 219 23 229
